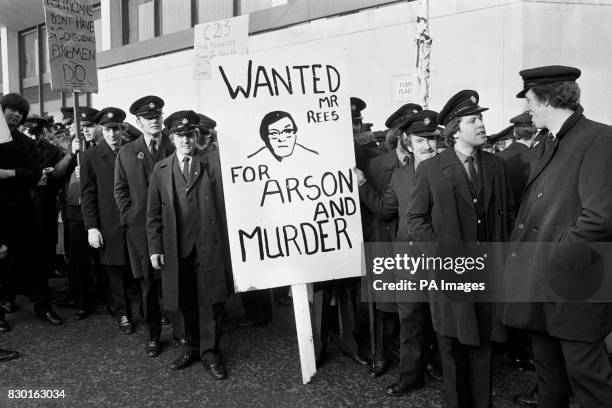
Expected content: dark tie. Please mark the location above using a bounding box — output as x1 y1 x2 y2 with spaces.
466 156 481 193
401 155 408 167
182 156 190 183
540 132 556 158
150 139 158 161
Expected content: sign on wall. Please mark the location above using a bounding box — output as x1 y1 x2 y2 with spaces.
210 52 363 292
392 74 415 103
193 15 249 80
42 0 98 93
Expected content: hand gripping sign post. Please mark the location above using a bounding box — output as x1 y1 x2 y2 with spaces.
43 0 98 146
209 52 363 384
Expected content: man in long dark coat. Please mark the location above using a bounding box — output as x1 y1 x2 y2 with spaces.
115 96 176 357
147 111 232 379
502 65 612 408
81 107 132 333
407 90 513 408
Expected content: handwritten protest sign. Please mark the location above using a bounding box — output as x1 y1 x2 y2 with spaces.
210 51 363 292
193 15 249 80
43 0 98 93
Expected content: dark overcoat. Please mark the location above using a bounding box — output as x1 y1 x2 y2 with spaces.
114 135 174 280
502 106 612 342
407 148 512 346
496 141 531 208
146 150 231 312
80 139 128 266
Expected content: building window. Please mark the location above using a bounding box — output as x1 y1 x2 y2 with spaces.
123 0 156 44
159 0 191 35
239 0 288 15
20 29 38 80
194 0 234 24
93 3 102 52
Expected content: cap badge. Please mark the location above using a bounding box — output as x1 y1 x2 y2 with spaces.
32 123 38 128
423 117 431 125
182 118 189 125
107 112 114 119
470 96 477 104
81 113 86 118
149 102 155 109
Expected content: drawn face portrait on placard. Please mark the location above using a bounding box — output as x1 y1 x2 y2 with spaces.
248 111 319 162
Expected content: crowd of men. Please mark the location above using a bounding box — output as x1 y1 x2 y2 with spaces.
0 64 611 407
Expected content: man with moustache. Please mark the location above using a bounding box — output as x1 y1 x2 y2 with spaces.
360 103 423 378
53 107 103 319
81 107 132 333
407 90 513 408
503 66 612 408
115 96 176 357
147 111 232 379
356 109 442 395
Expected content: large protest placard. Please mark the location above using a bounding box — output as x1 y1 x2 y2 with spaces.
210 52 363 292
0 108 12 144
43 0 98 93
193 15 249 80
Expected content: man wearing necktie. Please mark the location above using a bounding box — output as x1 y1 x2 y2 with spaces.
147 111 232 380
115 96 177 358
503 65 612 408
407 90 514 408
81 107 133 334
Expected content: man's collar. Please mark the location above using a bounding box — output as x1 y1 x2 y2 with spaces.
453 144 477 162
396 147 410 166
144 133 161 146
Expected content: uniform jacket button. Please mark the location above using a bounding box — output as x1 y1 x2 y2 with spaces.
537 192 543 198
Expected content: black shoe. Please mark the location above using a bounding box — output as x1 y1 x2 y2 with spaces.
513 387 538 407
369 359 389 377
1 301 17 313
343 352 369 366
73 309 90 320
170 353 197 370
385 381 423 396
0 348 20 362
38 310 63 325
146 340 161 358
425 363 443 382
118 316 133 334
204 361 227 380
161 316 170 325
0 317 10 333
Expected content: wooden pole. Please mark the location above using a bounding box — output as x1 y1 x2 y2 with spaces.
291 283 316 384
73 91 83 159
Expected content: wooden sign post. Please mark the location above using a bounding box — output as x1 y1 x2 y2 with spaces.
291 284 316 384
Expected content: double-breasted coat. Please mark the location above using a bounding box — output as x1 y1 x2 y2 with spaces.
502 106 612 342
114 135 174 281
80 139 128 266
146 150 231 312
406 148 513 346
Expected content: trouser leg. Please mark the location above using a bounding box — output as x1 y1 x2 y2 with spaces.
140 277 162 340
397 302 425 385
103 264 131 318
529 331 570 408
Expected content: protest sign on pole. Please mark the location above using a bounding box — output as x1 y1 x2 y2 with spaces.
209 51 363 383
42 0 98 93
193 15 249 80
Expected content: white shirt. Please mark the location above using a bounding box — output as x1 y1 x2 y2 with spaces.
175 152 193 176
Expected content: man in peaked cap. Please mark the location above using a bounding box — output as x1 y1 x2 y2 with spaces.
358 103 424 378
496 112 537 209
115 96 176 357
147 111 232 379
196 113 217 152
356 110 442 395
81 107 133 333
384 103 423 150
503 65 612 408
407 90 514 408
53 106 100 319
23 115 65 323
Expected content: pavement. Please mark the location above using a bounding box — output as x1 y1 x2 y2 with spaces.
0 286 538 408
